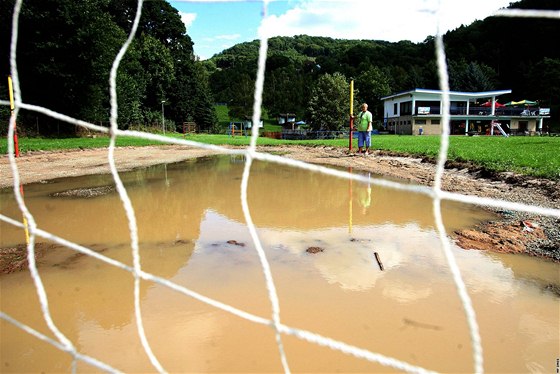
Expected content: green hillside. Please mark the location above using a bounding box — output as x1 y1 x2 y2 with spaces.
206 0 559 130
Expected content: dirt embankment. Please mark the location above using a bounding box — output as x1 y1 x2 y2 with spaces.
1 144 559 274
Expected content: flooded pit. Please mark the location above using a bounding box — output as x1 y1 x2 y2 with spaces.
1 155 558 373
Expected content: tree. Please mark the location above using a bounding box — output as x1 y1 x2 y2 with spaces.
0 0 218 134
448 60 497 92
226 72 254 120
526 57 560 130
307 72 351 131
1 0 128 133
190 63 218 130
264 63 312 120
355 67 392 121
136 34 174 121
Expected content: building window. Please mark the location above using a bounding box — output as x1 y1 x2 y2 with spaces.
431 119 440 125
393 103 398 115
416 100 440 115
416 120 426 125
450 101 467 115
400 101 412 115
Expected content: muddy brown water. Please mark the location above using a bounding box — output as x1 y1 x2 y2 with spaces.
1 155 558 373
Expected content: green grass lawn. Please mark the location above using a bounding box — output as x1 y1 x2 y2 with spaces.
2 134 559 180
380 135 560 179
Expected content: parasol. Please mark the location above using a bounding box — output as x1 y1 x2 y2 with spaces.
480 101 505 108
505 100 538 106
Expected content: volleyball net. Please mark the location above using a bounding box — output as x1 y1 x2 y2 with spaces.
1 1 559 373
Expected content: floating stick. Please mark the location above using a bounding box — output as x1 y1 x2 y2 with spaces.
374 251 384 271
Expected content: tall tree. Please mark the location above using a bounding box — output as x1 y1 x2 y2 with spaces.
264 62 313 120
448 60 498 92
307 72 351 131
2 0 128 133
355 67 392 121
136 33 174 124
0 0 218 134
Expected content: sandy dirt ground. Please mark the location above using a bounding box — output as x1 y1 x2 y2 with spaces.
1 144 559 273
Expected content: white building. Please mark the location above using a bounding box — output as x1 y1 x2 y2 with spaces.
381 89 550 136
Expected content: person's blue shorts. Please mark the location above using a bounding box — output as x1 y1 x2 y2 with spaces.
358 131 371 148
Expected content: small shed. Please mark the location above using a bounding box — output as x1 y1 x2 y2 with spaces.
278 113 296 129
243 116 263 129
182 122 197 134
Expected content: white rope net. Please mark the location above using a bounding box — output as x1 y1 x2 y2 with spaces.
1 1 559 373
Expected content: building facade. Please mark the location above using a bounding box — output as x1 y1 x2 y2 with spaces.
381 89 550 136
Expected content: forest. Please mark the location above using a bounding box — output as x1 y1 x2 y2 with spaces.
0 0 217 135
1 0 559 135
205 0 559 131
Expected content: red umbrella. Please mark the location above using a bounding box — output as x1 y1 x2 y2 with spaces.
481 101 505 108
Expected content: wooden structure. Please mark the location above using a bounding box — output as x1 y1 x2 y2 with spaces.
183 122 197 134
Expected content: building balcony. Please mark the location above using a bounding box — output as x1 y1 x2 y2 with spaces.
412 106 549 117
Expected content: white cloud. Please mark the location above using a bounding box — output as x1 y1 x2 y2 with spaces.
214 33 242 41
178 11 196 29
201 34 240 42
260 0 512 42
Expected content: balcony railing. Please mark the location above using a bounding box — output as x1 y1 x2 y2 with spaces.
414 106 546 116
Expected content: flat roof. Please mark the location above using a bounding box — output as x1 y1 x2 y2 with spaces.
381 88 512 101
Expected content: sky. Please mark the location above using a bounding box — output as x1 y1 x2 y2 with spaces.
168 0 514 60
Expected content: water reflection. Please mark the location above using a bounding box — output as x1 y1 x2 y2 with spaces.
0 155 558 373
0 156 490 247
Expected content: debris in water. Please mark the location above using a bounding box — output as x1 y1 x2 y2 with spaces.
543 283 560 297
374 251 384 271
403 318 442 331
521 220 538 232
306 247 324 254
51 185 114 198
350 238 371 243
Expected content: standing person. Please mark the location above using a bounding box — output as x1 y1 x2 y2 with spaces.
355 103 373 155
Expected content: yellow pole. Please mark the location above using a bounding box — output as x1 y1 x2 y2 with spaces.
349 79 354 151
8 76 14 111
350 79 354 116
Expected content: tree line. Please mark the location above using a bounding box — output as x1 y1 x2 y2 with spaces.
204 0 559 131
1 0 558 136
0 0 216 136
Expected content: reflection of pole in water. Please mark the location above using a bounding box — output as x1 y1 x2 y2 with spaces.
8 76 28 243
164 164 169 187
358 173 372 215
348 166 353 234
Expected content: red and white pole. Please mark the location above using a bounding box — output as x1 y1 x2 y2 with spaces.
349 79 354 151
8 75 20 157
